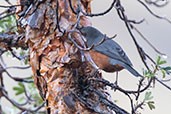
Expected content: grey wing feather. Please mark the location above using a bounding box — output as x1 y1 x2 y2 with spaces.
109 59 142 77
93 39 132 66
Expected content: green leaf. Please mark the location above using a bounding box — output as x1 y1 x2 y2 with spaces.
147 101 155 110
0 14 17 32
156 56 167 65
144 70 150 76
161 69 166 78
162 67 171 75
149 72 155 78
18 82 24 88
24 58 29 65
19 50 25 56
144 91 153 101
13 87 22 91
163 66 171 71
16 91 24 96
13 87 24 95
156 56 161 65
144 70 155 78
13 82 25 96
114 100 118 103
159 60 167 65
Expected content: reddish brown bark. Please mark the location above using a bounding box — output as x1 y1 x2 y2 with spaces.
16 0 113 113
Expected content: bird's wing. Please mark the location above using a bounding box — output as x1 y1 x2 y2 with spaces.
93 39 133 66
109 59 142 77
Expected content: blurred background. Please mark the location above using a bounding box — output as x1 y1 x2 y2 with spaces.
0 0 171 113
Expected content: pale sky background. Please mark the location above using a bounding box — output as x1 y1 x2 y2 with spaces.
0 0 171 114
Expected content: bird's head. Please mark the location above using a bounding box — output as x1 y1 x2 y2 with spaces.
79 26 103 46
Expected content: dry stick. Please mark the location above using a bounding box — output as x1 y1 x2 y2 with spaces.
94 78 153 94
4 70 34 83
138 0 171 24
69 0 116 18
93 77 153 113
130 24 166 56
115 5 145 24
116 1 171 91
23 83 37 102
68 30 107 51
8 49 27 60
54 0 63 33
161 78 171 82
0 66 31 73
81 0 116 17
1 87 27 107
4 0 12 5
0 33 27 49
5 66 31 70
75 0 81 29
0 4 21 8
2 87 45 112
68 0 77 14
134 101 144 112
88 87 129 114
0 12 15 20
117 6 150 70
127 94 135 114
68 30 100 69
68 31 94 51
18 4 32 24
145 0 169 7
144 53 156 65
136 78 145 100
128 13 171 90
30 0 47 15
155 77 171 90
73 92 102 113
0 7 15 17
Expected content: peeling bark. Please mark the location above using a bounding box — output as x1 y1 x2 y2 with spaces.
15 0 116 113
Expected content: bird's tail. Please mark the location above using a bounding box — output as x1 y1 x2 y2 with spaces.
122 63 143 78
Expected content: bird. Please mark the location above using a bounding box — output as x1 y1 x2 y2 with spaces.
79 26 142 77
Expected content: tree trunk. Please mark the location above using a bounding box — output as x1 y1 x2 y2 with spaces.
16 0 122 113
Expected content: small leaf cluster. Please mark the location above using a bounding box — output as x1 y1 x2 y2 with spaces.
13 82 25 96
13 79 43 110
144 56 170 78
0 14 17 32
144 91 155 110
143 56 171 110
156 56 171 78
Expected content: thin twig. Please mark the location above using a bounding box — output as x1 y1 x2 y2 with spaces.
81 0 116 17
138 0 171 24
130 24 166 56
54 0 63 33
68 0 77 14
0 12 15 20
2 87 45 112
145 0 169 7
5 0 12 5
5 66 31 70
0 5 21 8
93 78 153 94
115 2 150 70
5 70 34 83
155 77 171 90
23 83 37 102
